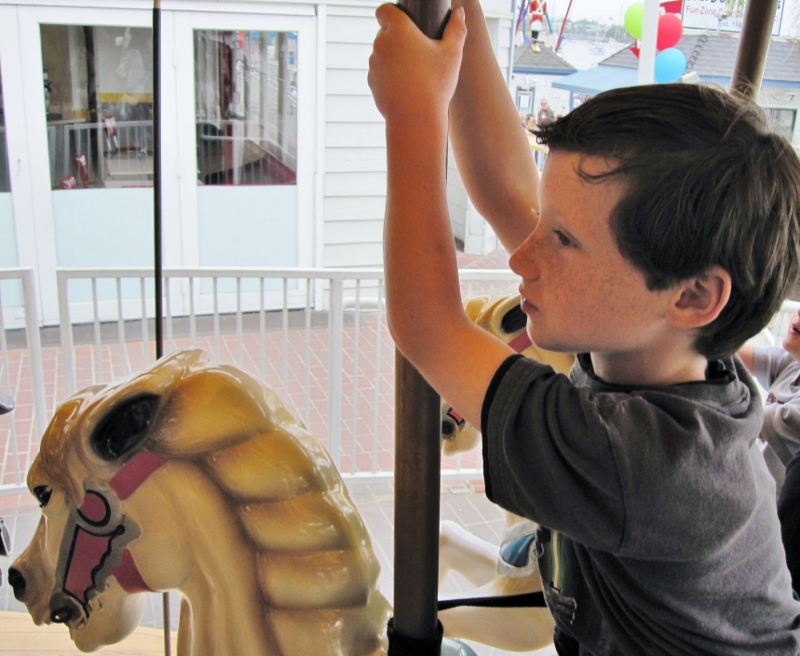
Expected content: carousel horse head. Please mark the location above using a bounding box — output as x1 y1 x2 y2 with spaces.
441 290 575 456
10 349 390 655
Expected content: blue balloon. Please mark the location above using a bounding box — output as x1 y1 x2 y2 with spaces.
655 48 687 84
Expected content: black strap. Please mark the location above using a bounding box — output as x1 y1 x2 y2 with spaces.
386 594 546 655
387 618 444 656
437 591 546 611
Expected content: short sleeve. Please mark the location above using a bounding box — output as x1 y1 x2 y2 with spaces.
763 401 800 465
753 346 793 390
481 357 626 553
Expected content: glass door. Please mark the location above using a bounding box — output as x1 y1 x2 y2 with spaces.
0 60 17 268
174 10 316 313
0 55 22 312
42 22 155 308
17 6 158 324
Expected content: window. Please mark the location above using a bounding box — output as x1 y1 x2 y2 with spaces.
516 87 534 114
194 30 297 186
766 108 797 143
41 25 153 190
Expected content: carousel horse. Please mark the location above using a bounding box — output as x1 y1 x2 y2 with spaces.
9 292 569 655
9 349 390 655
438 290 574 652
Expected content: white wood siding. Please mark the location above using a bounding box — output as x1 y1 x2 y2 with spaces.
322 4 385 266
321 1 513 266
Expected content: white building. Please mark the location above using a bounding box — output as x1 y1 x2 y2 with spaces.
0 0 515 325
510 42 575 120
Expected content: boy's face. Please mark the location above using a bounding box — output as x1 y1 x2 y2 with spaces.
509 151 676 358
782 310 800 362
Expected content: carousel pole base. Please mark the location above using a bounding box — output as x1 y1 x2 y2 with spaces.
441 638 479 656
387 618 478 656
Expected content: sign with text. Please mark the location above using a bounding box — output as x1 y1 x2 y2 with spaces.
682 0 784 34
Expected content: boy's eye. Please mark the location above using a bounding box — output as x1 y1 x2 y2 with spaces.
554 230 573 247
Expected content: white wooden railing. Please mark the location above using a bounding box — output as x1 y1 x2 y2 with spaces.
0 268 46 494
55 267 518 482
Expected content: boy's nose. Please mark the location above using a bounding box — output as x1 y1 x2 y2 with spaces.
509 231 541 280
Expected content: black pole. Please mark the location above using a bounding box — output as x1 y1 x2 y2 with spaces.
153 1 164 363
730 0 779 100
393 353 443 644
397 0 450 39
390 0 449 652
152 2 169 655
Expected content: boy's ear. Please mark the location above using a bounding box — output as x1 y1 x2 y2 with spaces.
668 266 731 329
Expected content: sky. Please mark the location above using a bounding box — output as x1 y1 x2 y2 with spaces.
541 0 800 36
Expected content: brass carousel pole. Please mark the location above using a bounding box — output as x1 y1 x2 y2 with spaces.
730 0 779 100
388 1 471 654
152 1 169 655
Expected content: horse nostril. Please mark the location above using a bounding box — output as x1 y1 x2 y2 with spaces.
7 568 25 600
50 607 74 624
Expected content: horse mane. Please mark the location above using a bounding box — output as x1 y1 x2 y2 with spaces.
33 349 390 655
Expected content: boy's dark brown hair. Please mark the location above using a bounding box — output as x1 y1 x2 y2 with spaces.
537 84 800 361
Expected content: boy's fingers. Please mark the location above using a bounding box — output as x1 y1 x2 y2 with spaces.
443 5 467 49
375 2 404 29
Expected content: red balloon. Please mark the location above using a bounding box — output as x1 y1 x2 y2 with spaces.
657 13 683 51
630 45 640 59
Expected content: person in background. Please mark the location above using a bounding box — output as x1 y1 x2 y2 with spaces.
525 114 537 134
738 307 800 495
740 307 800 592
536 98 554 127
529 0 546 51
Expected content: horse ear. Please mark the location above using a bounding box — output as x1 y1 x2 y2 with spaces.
91 394 160 461
500 303 527 334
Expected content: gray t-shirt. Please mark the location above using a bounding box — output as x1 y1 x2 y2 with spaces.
754 347 800 493
482 353 800 655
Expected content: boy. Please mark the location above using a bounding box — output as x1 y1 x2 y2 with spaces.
369 1 800 655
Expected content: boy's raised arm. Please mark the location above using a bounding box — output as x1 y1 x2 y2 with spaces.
449 0 540 253
369 4 514 428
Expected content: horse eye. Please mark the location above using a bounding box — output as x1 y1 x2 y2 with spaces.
33 485 52 508
91 394 160 461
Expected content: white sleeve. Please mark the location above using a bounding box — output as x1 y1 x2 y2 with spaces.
753 346 792 390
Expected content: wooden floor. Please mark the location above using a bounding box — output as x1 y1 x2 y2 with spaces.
0 611 177 655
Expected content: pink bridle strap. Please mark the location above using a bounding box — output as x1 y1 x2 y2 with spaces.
446 407 465 424
114 548 153 593
108 452 165 594
507 331 533 354
109 452 166 501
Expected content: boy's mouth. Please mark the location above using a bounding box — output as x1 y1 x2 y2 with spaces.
518 288 537 312
519 296 537 313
